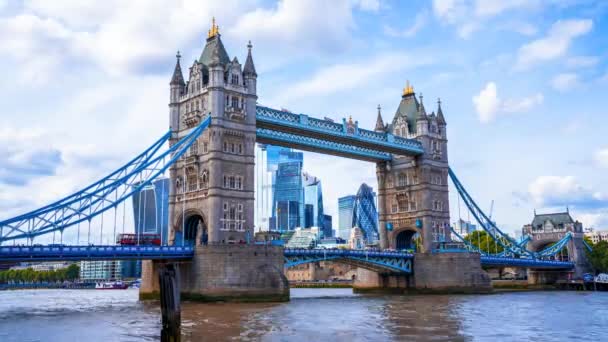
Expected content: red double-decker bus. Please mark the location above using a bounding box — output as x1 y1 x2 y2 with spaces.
116 233 161 246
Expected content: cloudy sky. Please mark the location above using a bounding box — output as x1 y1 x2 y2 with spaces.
1 0 607 238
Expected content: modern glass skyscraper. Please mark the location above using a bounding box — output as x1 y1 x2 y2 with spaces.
352 183 379 243
323 214 333 237
273 161 304 231
255 144 303 231
338 195 356 240
132 178 170 243
124 177 170 279
255 144 328 235
303 173 328 236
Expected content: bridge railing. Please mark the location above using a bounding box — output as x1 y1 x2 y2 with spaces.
256 105 424 154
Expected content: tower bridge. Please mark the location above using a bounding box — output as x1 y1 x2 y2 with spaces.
0 20 589 300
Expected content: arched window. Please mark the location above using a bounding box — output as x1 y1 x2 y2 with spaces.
201 170 208 189
396 194 408 212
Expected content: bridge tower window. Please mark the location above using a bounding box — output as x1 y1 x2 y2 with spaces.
396 194 408 212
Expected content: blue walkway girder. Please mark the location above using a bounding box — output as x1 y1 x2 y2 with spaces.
283 248 414 273
256 128 392 162
480 256 574 269
256 105 424 158
0 245 194 262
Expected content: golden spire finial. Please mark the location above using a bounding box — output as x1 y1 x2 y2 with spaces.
208 17 220 38
402 80 414 96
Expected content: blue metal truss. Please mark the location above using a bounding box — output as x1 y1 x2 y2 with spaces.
256 127 393 161
283 248 414 273
0 245 194 262
449 167 534 257
449 168 575 260
481 256 573 269
256 105 424 156
0 116 211 244
583 239 593 252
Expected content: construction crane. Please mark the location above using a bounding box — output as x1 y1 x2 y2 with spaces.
488 200 495 222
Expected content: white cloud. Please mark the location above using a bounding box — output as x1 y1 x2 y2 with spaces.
472 82 501 123
551 73 579 92
3 1 257 77
384 11 428 38
503 93 544 112
474 0 533 17
576 211 608 229
515 19 593 71
432 0 539 38
230 0 355 56
271 52 433 104
0 14 75 84
566 55 599 68
595 148 608 168
528 176 606 208
355 0 380 12
472 82 543 123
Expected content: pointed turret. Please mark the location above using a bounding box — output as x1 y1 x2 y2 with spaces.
416 93 428 122
170 51 185 86
243 41 257 77
437 98 446 125
199 17 230 67
375 104 385 132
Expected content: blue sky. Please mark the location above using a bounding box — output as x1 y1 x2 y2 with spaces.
1 0 607 236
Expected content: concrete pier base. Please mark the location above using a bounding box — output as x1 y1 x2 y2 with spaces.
353 252 492 294
140 245 289 302
527 270 572 286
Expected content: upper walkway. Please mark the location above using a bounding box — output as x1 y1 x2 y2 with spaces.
255 106 424 162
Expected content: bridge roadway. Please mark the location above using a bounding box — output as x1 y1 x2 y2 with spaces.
0 246 575 271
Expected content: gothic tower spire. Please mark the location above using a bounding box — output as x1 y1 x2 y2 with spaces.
170 51 185 86
243 41 257 77
437 98 446 125
375 104 385 132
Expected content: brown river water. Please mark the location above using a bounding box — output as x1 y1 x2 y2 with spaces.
0 288 606 341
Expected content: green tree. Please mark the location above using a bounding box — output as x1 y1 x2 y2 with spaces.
65 264 80 280
464 230 505 254
588 240 608 273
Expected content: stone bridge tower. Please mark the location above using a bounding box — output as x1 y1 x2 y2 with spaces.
375 82 450 252
167 19 257 246
522 211 591 281
141 20 288 302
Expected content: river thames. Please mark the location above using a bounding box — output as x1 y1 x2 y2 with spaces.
0 288 606 341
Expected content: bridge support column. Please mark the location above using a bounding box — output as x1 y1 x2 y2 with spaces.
352 268 410 293
140 260 161 300
527 270 572 286
353 253 491 294
412 253 491 293
141 245 289 302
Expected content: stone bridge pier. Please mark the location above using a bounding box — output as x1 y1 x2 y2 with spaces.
353 253 491 294
140 245 289 302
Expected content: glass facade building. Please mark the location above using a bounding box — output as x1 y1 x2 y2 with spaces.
123 177 170 279
323 214 333 237
351 183 379 243
132 178 170 242
338 195 356 240
255 145 303 231
255 144 329 236
273 161 304 231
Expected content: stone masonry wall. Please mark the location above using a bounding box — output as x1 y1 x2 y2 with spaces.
180 244 289 301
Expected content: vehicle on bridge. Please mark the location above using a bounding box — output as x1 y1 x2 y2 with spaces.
116 233 161 246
